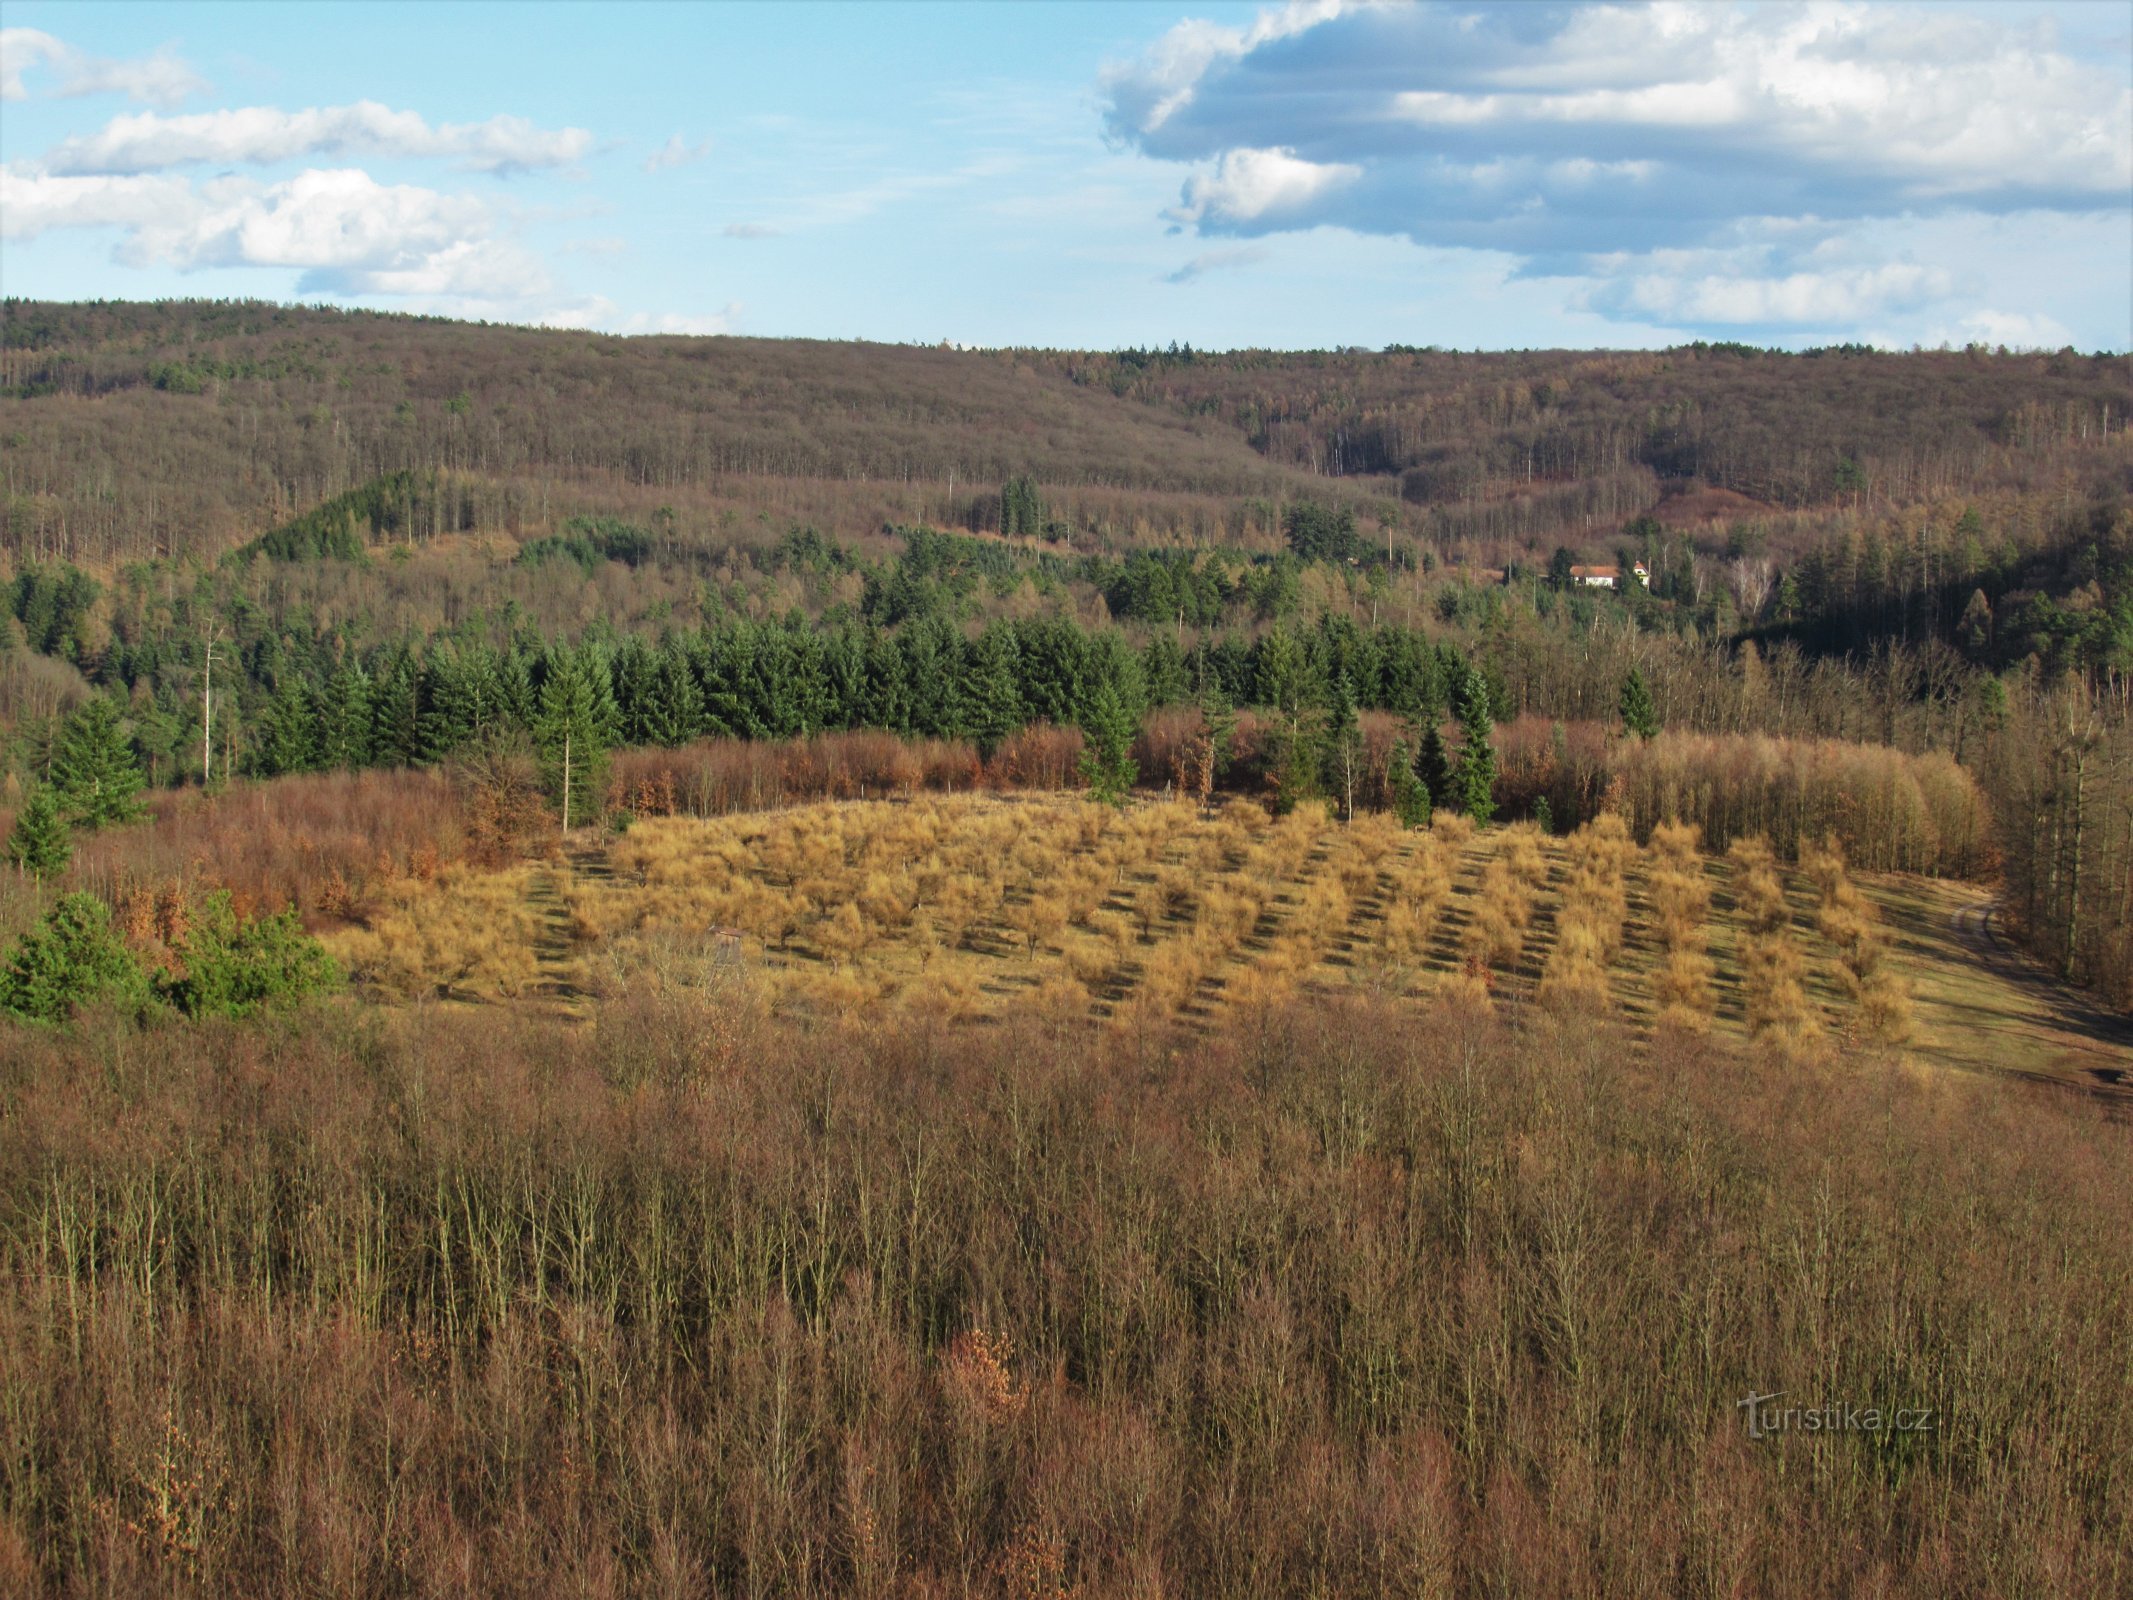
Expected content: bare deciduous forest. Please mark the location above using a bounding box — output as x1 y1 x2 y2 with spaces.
2 300 2131 1595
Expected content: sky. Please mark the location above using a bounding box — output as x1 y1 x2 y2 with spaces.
2 0 2128 351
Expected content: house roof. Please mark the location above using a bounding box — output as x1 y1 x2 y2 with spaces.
1569 564 1620 578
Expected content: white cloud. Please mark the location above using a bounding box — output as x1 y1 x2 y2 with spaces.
4 161 558 311
2 156 745 337
1109 2 2132 244
0 167 198 238
0 28 206 108
1947 309 2077 350
644 133 709 172
44 101 594 176
1103 1 2133 337
1582 261 1955 326
1100 0 1349 139
1169 147 1359 227
0 28 66 100
115 167 491 272
1167 244 1270 284
608 307 737 336
723 221 781 239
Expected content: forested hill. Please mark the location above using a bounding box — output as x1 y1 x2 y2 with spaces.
4 299 2126 568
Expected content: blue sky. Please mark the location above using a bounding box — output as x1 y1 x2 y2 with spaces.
3 1 2128 350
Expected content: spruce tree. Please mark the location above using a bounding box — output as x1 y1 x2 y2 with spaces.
50 696 145 829
647 645 704 748
1620 666 1661 739
1387 740 1432 828
319 661 374 769
0 892 148 1024
536 650 611 832
1416 721 1456 810
1455 667 1497 825
1077 680 1139 808
1321 670 1363 821
370 652 425 767
6 785 71 877
254 676 318 777
963 626 1024 758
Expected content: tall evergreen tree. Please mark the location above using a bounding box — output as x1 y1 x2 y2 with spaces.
536 650 612 832
1620 666 1661 739
963 626 1024 757
1140 632 1189 708
1077 680 1139 807
1321 670 1364 821
319 661 374 769
1416 721 1456 810
1387 740 1432 828
50 697 145 829
647 643 704 747
6 785 71 877
1455 667 1498 825
253 676 319 777
370 651 426 767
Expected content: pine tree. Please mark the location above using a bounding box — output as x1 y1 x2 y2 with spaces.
253 676 319 777
1078 680 1139 807
647 644 704 747
370 651 426 767
1387 740 1432 828
537 650 611 832
963 626 1024 757
1416 721 1456 810
1620 666 1661 739
319 661 374 769
1321 671 1363 821
0 892 148 1024
6 785 71 877
1455 667 1497 824
50 696 145 830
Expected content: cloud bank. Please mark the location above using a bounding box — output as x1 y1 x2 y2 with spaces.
1104 0 2133 332
43 101 595 176
0 27 207 108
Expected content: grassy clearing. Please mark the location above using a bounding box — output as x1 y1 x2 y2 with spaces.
322 793 2128 1090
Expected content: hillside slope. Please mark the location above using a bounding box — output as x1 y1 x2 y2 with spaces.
5 301 2125 566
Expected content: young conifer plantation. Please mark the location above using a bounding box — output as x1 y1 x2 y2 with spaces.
3 299 2131 1597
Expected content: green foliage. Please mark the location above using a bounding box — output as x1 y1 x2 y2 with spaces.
1077 680 1139 807
253 676 319 777
536 649 613 829
963 625 1024 757
5 784 71 877
1416 722 1456 812
0 893 148 1024
1620 667 1661 739
50 696 146 829
156 891 341 1019
1321 671 1363 820
1000 475 1046 538
1548 546 1577 592
245 471 428 562
1259 707 1324 817
517 516 655 573
1455 667 1498 824
1387 739 1432 828
1283 502 1360 564
7 563 101 658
